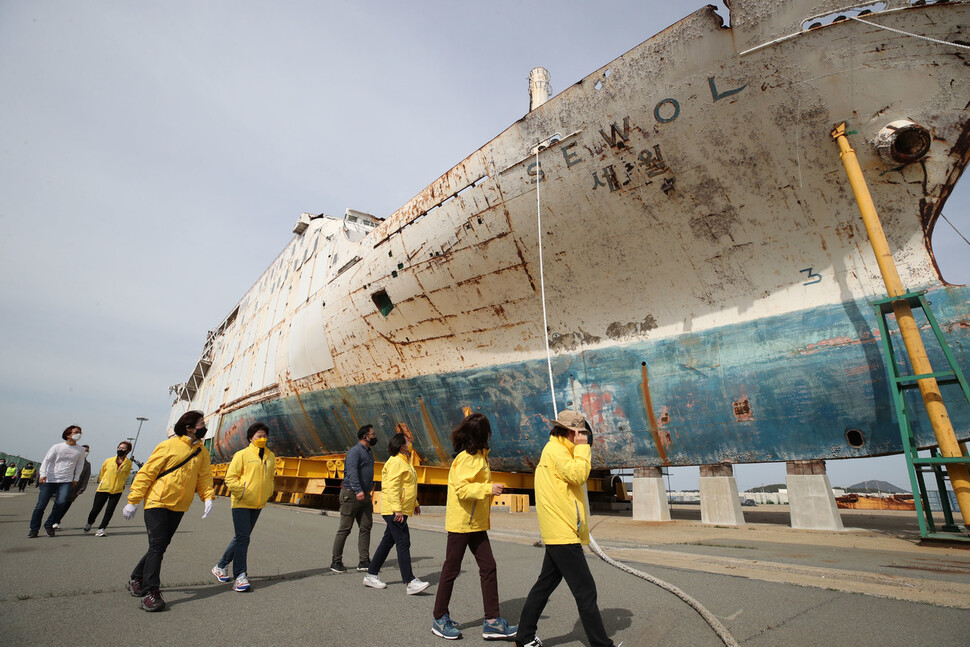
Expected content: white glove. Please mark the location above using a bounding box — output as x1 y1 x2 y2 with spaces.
202 498 214 519
122 503 137 520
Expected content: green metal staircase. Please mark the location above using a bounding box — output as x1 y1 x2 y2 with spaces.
872 291 970 541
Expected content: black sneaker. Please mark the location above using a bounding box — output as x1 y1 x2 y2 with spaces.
126 578 144 597
357 559 371 572
140 589 166 612
44 526 55 537
27 529 38 538
330 559 347 573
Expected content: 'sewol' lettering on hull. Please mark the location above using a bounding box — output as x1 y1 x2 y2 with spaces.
526 75 747 192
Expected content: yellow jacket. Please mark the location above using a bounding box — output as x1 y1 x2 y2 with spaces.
445 449 493 533
21 467 36 479
96 457 132 494
535 435 591 545
127 435 214 512
224 443 276 509
380 454 418 516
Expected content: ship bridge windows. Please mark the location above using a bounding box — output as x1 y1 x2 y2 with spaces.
343 209 382 242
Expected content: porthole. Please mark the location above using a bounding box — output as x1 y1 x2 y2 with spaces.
845 428 866 448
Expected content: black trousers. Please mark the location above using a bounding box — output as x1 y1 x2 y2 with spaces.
87 491 122 529
517 543 613 647
369 514 414 583
131 508 184 592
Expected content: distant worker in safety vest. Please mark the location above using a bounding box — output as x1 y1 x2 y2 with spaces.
84 441 133 536
330 424 377 574
211 422 276 593
18 463 36 492
2 462 17 491
123 410 215 612
515 410 617 647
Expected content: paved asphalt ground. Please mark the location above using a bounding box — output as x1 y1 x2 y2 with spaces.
2 491 969 646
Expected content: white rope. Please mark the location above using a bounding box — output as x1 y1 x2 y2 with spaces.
586 536 741 647
740 11 970 57
850 15 970 51
535 145 558 419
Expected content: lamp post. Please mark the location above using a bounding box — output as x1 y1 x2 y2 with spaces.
132 417 148 455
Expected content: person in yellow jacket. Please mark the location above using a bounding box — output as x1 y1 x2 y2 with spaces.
363 432 430 594
83 440 134 536
122 410 215 612
431 413 517 641
211 422 275 592
18 463 36 492
514 410 617 647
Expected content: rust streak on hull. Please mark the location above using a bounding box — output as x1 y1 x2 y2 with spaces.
641 363 669 465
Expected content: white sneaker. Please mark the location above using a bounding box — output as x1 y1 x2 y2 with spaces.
233 573 251 592
212 565 232 583
406 578 430 595
95 528 106 537
52 523 60 529
363 574 387 589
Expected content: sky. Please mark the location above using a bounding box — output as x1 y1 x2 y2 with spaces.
2 1 968 492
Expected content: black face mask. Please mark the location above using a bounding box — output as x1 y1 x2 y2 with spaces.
367 437 377 446
195 426 208 441
117 450 128 458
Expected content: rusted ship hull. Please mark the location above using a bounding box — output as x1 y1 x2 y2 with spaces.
170 1 970 470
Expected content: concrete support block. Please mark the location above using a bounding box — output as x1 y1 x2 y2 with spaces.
699 463 745 525
632 466 670 522
786 460 844 531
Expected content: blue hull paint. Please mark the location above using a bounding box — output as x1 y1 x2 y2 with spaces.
212 285 970 468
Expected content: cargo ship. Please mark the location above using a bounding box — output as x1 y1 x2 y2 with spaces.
168 0 970 473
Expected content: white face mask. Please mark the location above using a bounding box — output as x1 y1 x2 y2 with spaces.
71 433 82 441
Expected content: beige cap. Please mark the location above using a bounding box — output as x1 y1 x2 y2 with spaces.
551 410 587 433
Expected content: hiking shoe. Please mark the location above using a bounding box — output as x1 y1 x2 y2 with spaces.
27 529 38 538
516 639 543 647
233 573 251 592
84 523 92 533
432 614 462 640
357 558 371 572
329 559 347 573
363 573 387 589
406 578 430 595
126 578 144 597
140 589 165 612
45 526 55 537
95 528 106 537
212 565 232 583
483 616 517 639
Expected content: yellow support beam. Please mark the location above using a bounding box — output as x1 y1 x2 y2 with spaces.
212 453 605 502
832 123 970 527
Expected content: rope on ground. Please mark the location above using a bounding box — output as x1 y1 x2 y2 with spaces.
850 16 970 51
586 536 741 647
